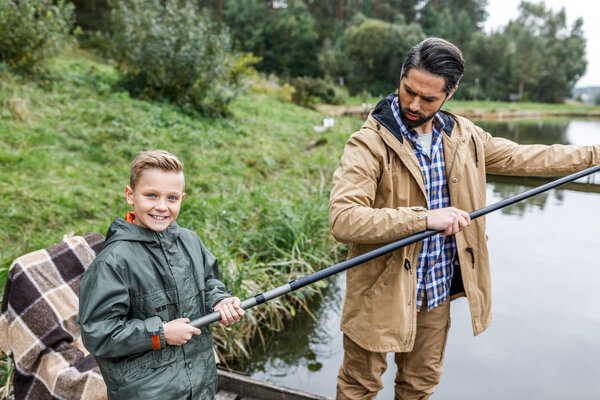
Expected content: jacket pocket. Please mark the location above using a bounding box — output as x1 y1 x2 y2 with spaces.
133 288 178 322
110 349 180 395
363 254 395 298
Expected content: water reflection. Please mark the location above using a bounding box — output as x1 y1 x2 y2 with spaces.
490 184 556 216
244 118 600 399
246 275 345 394
476 119 571 145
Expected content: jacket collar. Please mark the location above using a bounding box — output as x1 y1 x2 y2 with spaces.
105 215 181 247
370 93 455 144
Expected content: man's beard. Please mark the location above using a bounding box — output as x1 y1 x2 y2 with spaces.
398 98 443 130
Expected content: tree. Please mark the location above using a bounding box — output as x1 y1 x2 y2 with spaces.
456 31 512 100
319 15 425 94
224 0 319 77
504 1 586 103
419 0 487 48
109 0 241 116
420 0 489 29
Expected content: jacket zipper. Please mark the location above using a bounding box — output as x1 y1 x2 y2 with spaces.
466 247 475 268
471 135 479 167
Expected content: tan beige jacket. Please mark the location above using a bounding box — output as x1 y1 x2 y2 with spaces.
329 94 600 353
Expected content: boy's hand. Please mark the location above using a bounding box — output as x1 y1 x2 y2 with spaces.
163 318 201 346
213 297 245 326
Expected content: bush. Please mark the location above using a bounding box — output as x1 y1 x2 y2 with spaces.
0 0 76 72
109 0 246 116
291 77 348 108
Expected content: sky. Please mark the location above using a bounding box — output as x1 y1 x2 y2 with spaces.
484 0 599 88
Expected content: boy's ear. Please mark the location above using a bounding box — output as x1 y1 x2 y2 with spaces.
125 186 134 206
182 193 185 201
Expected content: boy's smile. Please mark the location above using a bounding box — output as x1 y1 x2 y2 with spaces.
125 168 185 232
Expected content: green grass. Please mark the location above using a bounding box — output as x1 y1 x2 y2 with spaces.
0 49 359 382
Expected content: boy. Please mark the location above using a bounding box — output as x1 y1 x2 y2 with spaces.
79 150 244 400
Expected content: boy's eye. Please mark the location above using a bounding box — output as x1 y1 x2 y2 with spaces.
169 196 178 201
146 194 156 198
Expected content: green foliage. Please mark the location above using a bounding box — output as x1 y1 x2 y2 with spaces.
224 0 319 78
0 0 76 72
0 355 13 399
203 0 588 104
109 0 243 116
291 77 348 108
455 1 587 103
319 15 425 95
503 1 586 103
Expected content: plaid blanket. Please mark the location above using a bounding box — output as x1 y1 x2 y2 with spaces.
0 233 107 400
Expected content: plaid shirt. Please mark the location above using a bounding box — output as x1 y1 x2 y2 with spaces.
391 97 456 311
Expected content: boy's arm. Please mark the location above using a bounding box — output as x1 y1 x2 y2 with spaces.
79 261 166 358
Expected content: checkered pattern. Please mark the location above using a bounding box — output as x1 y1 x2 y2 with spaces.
392 97 457 311
0 233 108 400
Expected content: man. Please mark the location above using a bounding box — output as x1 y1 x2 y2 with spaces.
328 37 599 399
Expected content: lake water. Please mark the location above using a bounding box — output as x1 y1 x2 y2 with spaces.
245 118 600 399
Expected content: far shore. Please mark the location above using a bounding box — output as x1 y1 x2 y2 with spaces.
318 100 600 120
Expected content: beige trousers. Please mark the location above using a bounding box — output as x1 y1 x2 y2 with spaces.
336 300 451 400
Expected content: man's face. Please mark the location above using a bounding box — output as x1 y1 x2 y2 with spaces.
125 168 185 232
398 68 449 130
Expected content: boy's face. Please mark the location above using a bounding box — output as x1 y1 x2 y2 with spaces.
125 168 185 232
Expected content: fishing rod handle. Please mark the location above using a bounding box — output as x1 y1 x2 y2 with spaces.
189 284 293 328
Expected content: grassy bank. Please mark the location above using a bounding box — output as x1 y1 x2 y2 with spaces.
0 49 360 387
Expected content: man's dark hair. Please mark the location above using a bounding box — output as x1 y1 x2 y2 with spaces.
401 37 465 94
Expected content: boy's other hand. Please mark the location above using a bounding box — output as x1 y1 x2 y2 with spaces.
163 318 201 346
213 297 245 326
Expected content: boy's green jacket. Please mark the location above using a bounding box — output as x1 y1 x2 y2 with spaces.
78 217 230 400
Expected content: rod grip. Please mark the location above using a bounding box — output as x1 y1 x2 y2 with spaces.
188 298 257 328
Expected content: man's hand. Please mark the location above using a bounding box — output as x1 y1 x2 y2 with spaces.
213 297 245 326
426 207 471 236
163 318 201 346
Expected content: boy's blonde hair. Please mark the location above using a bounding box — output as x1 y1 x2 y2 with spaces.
130 150 184 189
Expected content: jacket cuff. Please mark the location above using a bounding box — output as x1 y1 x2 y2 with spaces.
210 294 231 310
144 316 164 350
408 206 428 231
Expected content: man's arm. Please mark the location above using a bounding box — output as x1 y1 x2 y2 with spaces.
329 131 429 244
483 132 600 176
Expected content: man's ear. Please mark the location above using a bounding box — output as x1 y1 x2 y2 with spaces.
125 186 134 206
446 86 458 100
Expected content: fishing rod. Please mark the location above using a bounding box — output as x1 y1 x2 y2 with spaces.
190 164 600 329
